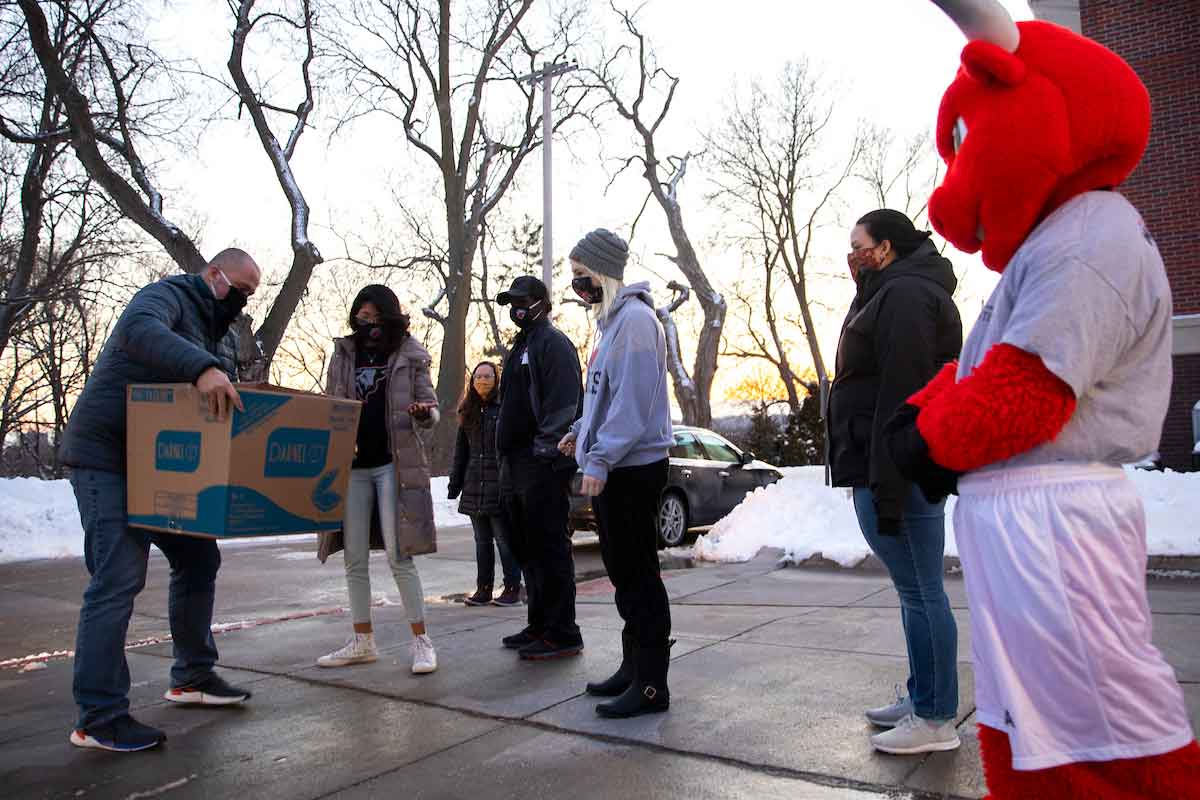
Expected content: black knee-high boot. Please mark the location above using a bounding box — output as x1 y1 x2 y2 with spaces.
586 632 635 697
595 641 672 718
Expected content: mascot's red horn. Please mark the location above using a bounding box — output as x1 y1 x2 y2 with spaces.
927 0 1151 272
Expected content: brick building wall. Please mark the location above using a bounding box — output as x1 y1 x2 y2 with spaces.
1037 0 1200 468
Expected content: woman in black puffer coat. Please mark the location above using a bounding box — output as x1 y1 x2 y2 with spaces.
449 361 523 607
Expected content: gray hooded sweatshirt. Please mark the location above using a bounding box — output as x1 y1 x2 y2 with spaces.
571 282 674 482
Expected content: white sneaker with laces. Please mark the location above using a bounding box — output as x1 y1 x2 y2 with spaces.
411 634 437 674
870 713 961 755
317 633 379 668
866 686 914 728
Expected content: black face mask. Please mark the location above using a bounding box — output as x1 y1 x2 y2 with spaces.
214 287 248 329
509 300 543 329
353 320 386 348
571 276 602 305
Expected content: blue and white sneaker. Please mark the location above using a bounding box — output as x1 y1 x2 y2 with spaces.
69 715 166 752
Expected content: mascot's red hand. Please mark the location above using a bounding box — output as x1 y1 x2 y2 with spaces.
908 362 959 409
916 343 1075 472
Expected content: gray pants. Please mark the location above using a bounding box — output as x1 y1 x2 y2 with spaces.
344 464 426 625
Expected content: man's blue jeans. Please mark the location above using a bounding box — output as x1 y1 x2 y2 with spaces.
853 486 959 722
70 468 221 729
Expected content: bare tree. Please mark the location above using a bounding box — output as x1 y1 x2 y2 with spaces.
855 126 939 224
13 0 326 377
707 60 866 395
722 251 807 415
223 0 321 375
15 0 207 272
580 4 724 427
23 286 112 475
325 0 597 469
0 4 113 359
653 280 695 413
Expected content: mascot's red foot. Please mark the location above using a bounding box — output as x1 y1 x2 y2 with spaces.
979 724 1200 800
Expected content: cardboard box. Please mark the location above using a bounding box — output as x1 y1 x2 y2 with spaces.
126 383 361 538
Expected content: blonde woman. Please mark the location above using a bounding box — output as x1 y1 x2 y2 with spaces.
558 229 674 718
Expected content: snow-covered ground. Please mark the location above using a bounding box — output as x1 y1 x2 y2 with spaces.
4 468 1198 567
0 475 470 565
688 465 1200 565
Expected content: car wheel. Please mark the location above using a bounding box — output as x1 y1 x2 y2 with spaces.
657 492 688 548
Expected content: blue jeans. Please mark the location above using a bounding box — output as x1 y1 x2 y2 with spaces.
470 513 522 589
853 485 958 721
70 469 221 729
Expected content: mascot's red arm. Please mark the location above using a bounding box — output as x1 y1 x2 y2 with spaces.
913 344 1075 471
906 361 958 409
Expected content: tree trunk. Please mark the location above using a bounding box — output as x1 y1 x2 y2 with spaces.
428 190 472 474
656 303 697 423
662 203 724 427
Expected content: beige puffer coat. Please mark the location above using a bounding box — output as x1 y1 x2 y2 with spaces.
317 335 439 561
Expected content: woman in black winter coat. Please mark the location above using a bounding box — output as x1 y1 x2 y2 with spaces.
449 361 523 607
828 209 963 757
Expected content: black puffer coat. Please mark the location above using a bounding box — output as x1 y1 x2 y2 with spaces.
62 274 239 473
827 240 962 522
449 398 502 516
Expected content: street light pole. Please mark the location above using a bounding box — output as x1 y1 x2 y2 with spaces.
520 60 577 300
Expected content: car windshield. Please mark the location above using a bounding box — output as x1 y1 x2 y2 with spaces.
697 432 741 464
671 432 708 460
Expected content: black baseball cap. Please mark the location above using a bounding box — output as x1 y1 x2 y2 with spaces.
496 275 549 305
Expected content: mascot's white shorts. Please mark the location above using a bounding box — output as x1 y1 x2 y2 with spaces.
955 462 1194 770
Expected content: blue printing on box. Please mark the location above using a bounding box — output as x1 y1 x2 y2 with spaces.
128 483 342 537
154 431 201 473
231 392 291 438
264 428 330 478
131 387 175 403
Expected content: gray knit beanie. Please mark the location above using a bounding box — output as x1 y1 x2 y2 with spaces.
569 228 629 281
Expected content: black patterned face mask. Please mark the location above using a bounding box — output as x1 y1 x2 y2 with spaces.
509 300 544 329
354 319 386 348
571 276 602 305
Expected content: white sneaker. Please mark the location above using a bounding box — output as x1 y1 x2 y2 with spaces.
317 633 379 668
870 713 961 755
411 634 437 674
866 686 914 728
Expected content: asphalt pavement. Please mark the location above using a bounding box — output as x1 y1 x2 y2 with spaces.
1 524 1197 800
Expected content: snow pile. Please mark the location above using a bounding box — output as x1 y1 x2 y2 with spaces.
1128 468 1200 557
0 474 471 565
430 475 471 528
692 466 1200 566
0 477 85 564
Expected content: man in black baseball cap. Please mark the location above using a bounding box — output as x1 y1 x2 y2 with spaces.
495 275 549 307
494 275 585 660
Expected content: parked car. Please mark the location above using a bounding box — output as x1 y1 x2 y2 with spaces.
568 425 785 548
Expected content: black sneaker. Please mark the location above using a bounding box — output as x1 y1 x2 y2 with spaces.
69 714 166 752
518 637 584 661
164 673 252 706
492 585 522 607
464 585 493 607
502 628 541 650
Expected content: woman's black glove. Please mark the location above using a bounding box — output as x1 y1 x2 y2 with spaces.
884 404 961 504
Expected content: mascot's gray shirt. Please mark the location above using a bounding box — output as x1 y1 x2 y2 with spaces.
959 191 1172 468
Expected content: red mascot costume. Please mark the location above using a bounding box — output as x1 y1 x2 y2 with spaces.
884 2 1200 797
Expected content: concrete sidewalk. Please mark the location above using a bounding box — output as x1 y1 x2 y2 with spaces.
1 529 1197 799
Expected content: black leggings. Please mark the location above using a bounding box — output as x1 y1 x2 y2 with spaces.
591 459 671 647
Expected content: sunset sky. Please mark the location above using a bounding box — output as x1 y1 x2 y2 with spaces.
142 0 1034 411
